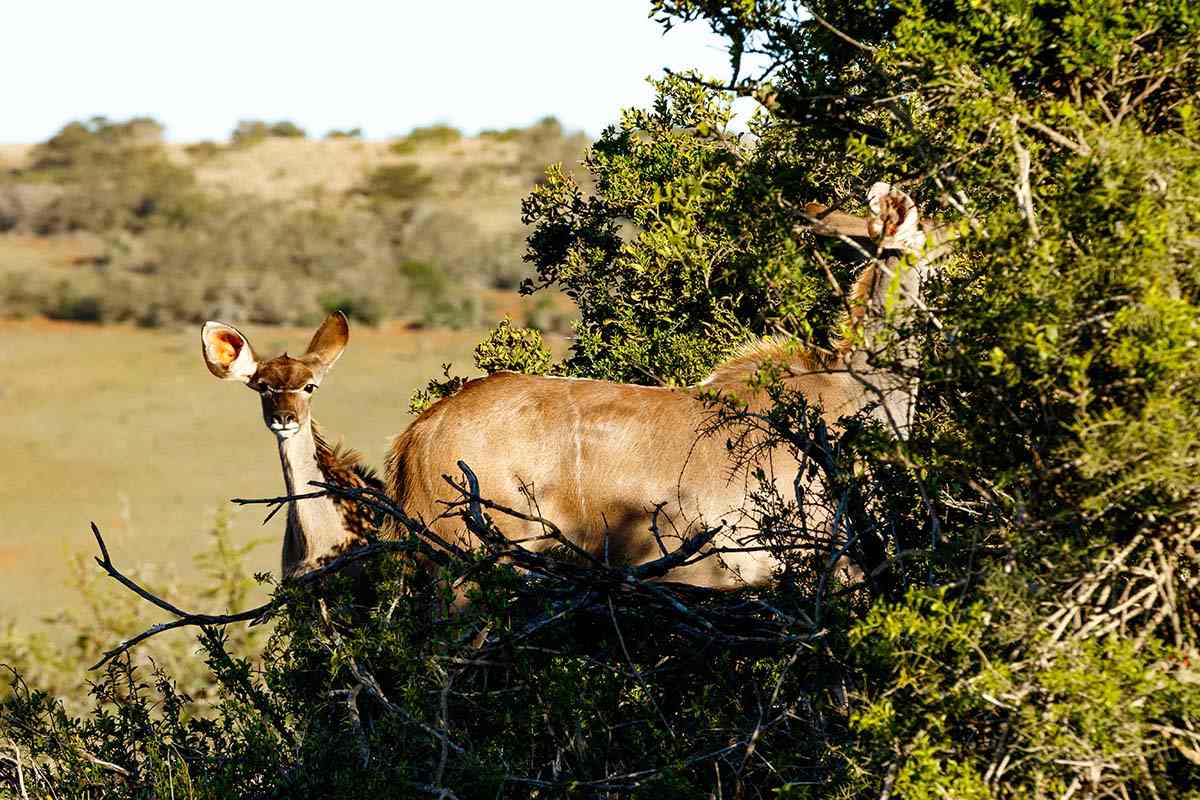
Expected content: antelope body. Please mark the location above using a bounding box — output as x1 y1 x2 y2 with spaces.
386 184 941 589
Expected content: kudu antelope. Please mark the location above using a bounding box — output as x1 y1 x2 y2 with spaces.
201 312 383 578
203 184 944 587
386 183 946 589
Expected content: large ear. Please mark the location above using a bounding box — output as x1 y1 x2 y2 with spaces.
867 182 926 253
304 311 349 372
201 321 259 383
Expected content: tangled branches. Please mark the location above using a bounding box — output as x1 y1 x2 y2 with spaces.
91 456 844 671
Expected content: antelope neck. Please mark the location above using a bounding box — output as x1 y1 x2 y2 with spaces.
277 420 352 578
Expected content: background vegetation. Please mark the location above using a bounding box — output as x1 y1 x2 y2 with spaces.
0 115 587 330
3 0 1199 797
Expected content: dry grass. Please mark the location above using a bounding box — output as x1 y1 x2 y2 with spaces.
0 233 104 275
0 318 570 632
167 136 574 235
0 144 34 170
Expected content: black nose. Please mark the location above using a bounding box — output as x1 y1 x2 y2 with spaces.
272 410 297 426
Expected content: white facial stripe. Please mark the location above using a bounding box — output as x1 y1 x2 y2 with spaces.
270 420 302 439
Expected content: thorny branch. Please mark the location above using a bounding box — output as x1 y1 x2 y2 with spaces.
87 520 419 670
89 453 825 671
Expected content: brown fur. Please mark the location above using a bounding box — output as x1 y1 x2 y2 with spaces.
312 421 384 542
701 335 833 391
203 312 379 578
383 340 909 589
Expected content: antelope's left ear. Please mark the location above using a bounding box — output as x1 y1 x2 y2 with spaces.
867 182 925 253
867 182 895 217
202 321 259 383
304 311 349 372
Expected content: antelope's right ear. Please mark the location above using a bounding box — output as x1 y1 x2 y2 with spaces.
201 321 259 383
303 311 349 373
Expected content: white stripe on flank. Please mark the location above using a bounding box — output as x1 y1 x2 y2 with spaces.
570 386 587 527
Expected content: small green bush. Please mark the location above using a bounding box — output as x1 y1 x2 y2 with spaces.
318 292 383 326
408 362 469 414
31 116 165 170
356 164 432 202
478 126 522 142
11 117 200 236
44 281 102 323
472 317 552 374
230 119 307 147
184 140 223 160
388 124 462 154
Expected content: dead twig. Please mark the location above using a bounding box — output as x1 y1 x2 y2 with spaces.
88 519 417 669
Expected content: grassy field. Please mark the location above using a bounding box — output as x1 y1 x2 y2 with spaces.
0 318 554 632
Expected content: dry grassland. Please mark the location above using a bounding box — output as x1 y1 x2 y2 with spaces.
175 136 556 235
0 131 580 632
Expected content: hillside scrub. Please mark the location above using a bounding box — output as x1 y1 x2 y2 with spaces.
0 117 588 327
230 119 308 146
3 0 1199 798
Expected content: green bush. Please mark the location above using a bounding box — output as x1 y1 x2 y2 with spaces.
478 126 522 142
472 317 552 375
184 140 223 160
12 117 201 235
389 123 462 154
43 281 102 323
318 292 383 326
31 116 164 170
230 119 307 146
356 163 432 202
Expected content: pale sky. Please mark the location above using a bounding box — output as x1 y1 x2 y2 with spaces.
1 0 748 143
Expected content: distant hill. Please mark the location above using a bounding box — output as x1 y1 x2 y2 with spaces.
0 118 586 330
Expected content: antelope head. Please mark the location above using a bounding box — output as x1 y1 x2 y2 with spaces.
201 312 349 439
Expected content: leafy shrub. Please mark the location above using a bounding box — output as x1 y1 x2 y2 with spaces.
184 140 223 160
523 76 817 384
1 116 575 326
318 292 383 326
408 362 469 415
43 281 102 322
356 163 432 202
324 127 363 139
389 124 462 154
31 116 165 170
478 126 522 142
472 317 552 375
11 117 201 236
230 119 307 146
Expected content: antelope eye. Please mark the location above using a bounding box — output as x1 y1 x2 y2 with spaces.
304 384 317 393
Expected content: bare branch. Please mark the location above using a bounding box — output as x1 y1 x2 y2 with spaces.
88 519 417 670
